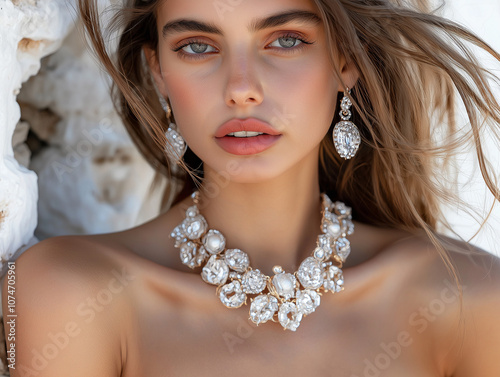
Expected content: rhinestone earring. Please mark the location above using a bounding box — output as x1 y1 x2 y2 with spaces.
332 88 361 159
159 96 187 163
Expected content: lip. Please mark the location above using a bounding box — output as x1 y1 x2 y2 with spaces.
214 118 281 138
214 118 282 156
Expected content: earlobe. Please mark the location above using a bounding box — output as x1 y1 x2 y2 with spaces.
143 46 167 95
338 59 360 91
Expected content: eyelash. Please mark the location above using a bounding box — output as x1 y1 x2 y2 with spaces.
172 32 314 60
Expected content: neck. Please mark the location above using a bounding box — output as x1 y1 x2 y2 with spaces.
197 157 321 276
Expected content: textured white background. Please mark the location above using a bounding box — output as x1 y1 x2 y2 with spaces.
441 0 500 257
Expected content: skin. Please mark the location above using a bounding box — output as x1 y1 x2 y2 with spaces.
145 0 360 274
2 0 500 376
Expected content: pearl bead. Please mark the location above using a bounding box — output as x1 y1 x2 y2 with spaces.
272 265 283 274
327 223 341 237
203 230 225 254
207 235 220 249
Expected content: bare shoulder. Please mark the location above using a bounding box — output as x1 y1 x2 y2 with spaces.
1 236 134 377
440 238 500 377
380 232 500 290
383 234 500 377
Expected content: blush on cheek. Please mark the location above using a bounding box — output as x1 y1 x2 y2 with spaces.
165 79 197 119
164 77 214 152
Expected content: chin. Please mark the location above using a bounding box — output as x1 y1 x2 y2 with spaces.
224 172 280 184
203 157 290 184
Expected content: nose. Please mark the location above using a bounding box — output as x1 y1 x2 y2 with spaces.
224 52 264 107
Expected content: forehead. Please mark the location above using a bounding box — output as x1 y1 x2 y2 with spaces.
156 0 320 27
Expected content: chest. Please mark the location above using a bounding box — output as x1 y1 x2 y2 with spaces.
122 283 444 377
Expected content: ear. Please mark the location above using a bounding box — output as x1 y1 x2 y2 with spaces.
337 56 360 92
143 46 168 96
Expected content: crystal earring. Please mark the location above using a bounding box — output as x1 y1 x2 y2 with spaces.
332 88 361 159
159 96 187 163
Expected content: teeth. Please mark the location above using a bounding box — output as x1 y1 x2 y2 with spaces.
228 131 264 138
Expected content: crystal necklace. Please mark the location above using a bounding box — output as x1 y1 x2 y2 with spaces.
170 191 354 331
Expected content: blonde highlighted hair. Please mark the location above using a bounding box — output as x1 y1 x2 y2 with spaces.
79 0 500 302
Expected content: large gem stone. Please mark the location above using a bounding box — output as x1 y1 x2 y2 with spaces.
219 280 246 308
180 242 208 268
335 237 351 262
182 215 207 240
272 273 297 300
202 229 226 255
224 249 250 272
249 294 279 325
242 269 267 294
297 257 324 289
202 255 229 286
278 302 303 331
323 265 344 293
333 121 360 160
296 289 321 315
170 224 186 248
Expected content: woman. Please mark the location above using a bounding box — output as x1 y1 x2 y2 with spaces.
3 0 500 376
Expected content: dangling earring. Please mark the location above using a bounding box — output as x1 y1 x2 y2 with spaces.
159 96 187 163
333 88 361 159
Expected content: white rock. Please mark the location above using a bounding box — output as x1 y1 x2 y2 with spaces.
0 0 75 268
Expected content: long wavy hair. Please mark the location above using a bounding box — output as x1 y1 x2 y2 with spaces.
78 0 500 302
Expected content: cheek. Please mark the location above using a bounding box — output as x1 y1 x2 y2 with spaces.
162 75 209 145
283 71 338 141
164 78 196 120
272 55 338 124
307 69 338 134
163 74 215 152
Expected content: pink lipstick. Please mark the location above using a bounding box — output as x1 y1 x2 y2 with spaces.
214 118 282 155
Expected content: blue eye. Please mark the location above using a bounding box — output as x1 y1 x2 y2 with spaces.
172 32 314 60
180 42 217 55
269 36 302 49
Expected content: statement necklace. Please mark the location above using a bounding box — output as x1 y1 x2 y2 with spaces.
170 192 354 331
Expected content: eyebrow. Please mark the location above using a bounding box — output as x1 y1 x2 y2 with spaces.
162 10 322 38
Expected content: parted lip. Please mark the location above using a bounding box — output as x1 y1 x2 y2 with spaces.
214 118 281 138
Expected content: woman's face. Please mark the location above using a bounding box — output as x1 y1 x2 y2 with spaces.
148 0 355 183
